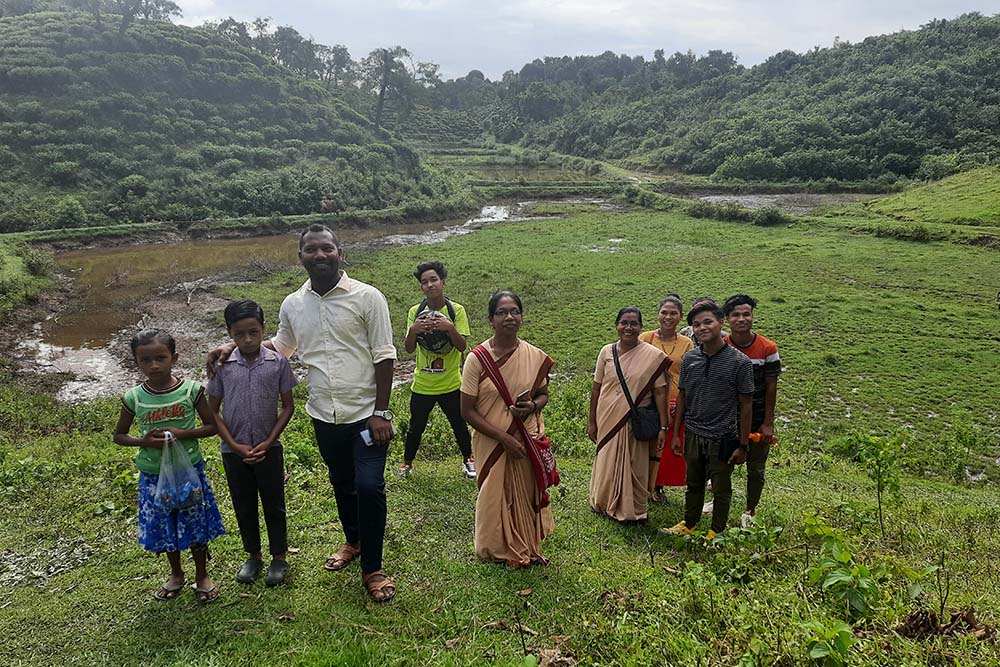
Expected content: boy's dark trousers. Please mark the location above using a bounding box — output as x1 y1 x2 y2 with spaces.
403 389 472 461
683 432 734 533
745 421 770 513
312 418 388 574
222 448 288 555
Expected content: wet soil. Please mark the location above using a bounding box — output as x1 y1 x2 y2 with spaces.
697 192 880 216
11 203 556 402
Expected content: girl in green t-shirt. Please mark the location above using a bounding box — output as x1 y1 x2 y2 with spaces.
113 329 225 604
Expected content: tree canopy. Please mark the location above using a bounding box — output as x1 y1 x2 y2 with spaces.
412 13 1000 183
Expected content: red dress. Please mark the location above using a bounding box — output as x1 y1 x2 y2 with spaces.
639 330 694 487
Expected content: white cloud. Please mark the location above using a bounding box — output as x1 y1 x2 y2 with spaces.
396 0 450 10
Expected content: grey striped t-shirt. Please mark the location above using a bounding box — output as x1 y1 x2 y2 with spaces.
678 343 754 440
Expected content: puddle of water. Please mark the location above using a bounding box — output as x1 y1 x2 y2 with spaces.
52 219 470 350
17 323 134 402
371 202 553 248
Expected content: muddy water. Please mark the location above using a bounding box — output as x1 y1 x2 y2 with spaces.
51 235 298 349
23 203 553 401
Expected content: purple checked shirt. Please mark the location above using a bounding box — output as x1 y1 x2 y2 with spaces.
206 346 298 453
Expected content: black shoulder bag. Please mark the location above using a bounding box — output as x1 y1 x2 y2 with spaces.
611 344 661 441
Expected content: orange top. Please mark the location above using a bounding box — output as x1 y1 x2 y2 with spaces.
639 329 694 398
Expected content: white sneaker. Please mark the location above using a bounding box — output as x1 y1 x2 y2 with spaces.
702 500 714 514
741 511 755 528
462 458 477 479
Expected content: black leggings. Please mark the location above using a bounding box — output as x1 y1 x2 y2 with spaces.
403 389 472 462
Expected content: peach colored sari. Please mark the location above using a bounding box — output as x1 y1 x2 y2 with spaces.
589 342 669 521
461 340 555 566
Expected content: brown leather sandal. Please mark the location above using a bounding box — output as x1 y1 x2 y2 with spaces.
152 578 185 601
362 570 396 603
323 543 360 571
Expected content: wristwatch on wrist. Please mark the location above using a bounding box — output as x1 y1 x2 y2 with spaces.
372 409 395 421
660 426 669 431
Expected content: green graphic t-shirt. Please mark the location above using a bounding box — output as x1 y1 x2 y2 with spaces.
122 379 205 474
407 300 470 395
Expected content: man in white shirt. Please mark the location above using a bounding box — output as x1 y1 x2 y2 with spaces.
208 224 397 602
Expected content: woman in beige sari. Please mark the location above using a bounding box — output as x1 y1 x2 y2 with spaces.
461 291 556 566
588 306 670 522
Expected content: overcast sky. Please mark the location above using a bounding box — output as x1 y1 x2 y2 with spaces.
177 0 1000 79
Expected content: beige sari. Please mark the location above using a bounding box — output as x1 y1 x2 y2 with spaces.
461 340 555 566
589 342 669 521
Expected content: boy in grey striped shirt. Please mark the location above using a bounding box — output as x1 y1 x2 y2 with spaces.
662 299 753 538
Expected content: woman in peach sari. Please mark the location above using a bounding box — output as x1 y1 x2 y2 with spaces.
639 294 694 501
588 307 670 522
461 291 556 566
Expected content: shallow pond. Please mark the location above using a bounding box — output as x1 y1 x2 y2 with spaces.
21 203 554 401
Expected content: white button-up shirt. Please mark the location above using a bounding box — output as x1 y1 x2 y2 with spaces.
272 272 396 424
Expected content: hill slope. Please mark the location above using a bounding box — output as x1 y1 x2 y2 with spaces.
0 12 454 232
419 13 1000 183
867 166 1000 226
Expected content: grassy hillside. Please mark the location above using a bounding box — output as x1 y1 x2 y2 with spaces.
0 12 456 232
0 240 51 315
3 203 999 666
867 167 1000 226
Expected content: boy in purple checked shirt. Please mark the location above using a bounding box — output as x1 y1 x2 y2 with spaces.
207 300 297 586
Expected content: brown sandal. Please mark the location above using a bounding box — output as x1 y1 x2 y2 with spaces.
324 543 360 571
194 586 220 605
153 578 185 601
362 570 396 603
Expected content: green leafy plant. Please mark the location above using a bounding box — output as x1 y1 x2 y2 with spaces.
853 434 902 538
801 619 855 667
808 532 885 619
681 562 719 618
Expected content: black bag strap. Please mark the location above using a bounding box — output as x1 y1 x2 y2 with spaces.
416 297 456 322
611 344 639 416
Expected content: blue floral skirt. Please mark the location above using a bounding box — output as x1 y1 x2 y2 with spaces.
137 460 225 553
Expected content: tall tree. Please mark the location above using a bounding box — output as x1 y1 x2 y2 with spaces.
317 44 355 87
137 0 178 20
213 16 252 48
361 46 412 132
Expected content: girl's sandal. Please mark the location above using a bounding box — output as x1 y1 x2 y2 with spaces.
324 544 361 571
153 579 185 601
194 586 220 605
362 570 396 603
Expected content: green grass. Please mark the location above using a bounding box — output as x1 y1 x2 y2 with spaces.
867 168 1000 227
3 204 1000 665
0 240 51 315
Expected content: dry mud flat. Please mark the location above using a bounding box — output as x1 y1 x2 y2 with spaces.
698 192 879 215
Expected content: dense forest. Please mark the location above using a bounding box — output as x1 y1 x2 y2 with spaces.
417 13 1000 183
0 8 455 232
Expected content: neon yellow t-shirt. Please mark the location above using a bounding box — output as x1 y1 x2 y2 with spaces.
407 300 470 395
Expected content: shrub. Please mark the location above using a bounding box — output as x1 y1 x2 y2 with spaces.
751 206 790 226
51 197 88 228
114 174 150 199
14 244 54 277
714 150 786 181
46 161 81 186
216 158 245 176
